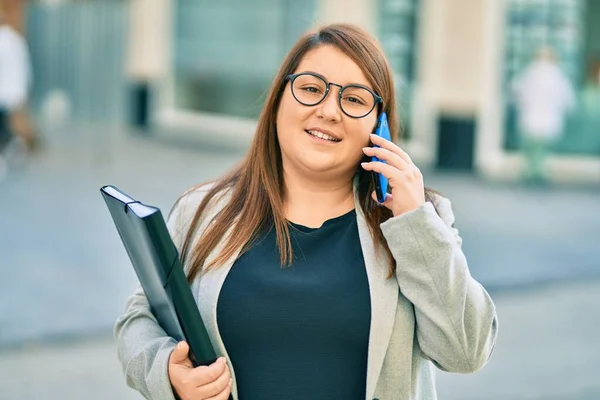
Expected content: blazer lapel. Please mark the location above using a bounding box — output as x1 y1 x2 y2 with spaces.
195 227 242 399
355 200 399 400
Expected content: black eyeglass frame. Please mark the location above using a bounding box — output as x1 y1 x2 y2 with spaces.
285 72 383 119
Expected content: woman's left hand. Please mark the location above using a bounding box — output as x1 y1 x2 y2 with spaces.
361 133 425 217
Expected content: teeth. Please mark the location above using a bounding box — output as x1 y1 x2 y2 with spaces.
307 130 339 142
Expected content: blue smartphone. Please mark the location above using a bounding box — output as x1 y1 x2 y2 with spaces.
371 112 391 203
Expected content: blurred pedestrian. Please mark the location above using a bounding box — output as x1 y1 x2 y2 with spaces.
511 46 576 183
115 24 498 400
0 14 34 178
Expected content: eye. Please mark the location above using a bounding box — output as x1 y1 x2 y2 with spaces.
343 95 366 105
301 86 324 94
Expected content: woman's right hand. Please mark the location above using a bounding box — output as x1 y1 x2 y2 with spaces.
168 341 232 400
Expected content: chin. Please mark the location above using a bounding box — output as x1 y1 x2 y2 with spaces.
304 162 336 173
299 156 338 173
307 157 356 177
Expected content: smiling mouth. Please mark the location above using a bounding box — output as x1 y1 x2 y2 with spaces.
305 130 341 142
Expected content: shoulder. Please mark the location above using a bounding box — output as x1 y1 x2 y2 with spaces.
167 182 232 246
169 182 233 224
173 183 217 214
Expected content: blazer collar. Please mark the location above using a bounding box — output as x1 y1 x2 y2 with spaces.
353 191 399 400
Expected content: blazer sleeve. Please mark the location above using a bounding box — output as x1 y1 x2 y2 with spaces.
380 196 498 373
113 190 199 400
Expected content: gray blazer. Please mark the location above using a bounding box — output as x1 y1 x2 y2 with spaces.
114 185 498 400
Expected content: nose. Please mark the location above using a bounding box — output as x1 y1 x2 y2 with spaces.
316 85 343 122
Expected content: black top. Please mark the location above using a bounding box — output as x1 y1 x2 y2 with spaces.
217 209 372 400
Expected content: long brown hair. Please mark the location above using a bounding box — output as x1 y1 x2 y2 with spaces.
178 24 438 282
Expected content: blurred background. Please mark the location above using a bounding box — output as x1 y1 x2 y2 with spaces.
0 0 599 399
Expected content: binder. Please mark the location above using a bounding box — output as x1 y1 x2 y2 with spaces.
101 185 217 367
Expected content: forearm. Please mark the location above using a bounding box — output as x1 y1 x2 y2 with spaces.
381 201 498 373
114 287 178 400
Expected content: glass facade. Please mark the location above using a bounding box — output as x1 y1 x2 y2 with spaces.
173 0 317 119
379 0 419 139
504 0 600 156
27 2 128 124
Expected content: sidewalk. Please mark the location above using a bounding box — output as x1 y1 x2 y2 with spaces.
1 278 598 399
436 278 600 400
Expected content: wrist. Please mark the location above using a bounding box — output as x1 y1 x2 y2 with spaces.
392 201 424 217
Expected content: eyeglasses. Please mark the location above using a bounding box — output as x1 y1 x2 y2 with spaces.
286 72 382 119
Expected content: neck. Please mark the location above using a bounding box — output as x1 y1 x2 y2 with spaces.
282 168 356 228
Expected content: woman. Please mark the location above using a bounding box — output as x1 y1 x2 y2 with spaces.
115 24 498 400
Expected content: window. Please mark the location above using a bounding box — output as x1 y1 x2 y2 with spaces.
172 0 316 119
504 0 600 156
379 0 419 140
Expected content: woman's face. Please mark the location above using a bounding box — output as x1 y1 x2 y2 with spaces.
276 44 379 181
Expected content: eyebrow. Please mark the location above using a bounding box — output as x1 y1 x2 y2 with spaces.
298 70 375 91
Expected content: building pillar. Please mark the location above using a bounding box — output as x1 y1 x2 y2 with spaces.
316 0 377 34
411 0 488 171
126 0 172 131
476 0 508 178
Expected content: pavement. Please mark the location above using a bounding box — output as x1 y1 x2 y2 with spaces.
1 277 599 400
0 121 599 399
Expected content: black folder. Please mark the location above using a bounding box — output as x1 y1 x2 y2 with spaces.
101 185 217 367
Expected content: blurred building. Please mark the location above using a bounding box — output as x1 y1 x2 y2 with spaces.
20 0 600 183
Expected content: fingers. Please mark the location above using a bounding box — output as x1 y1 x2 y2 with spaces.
361 159 422 183
361 159 401 179
190 357 229 388
199 363 232 400
371 190 394 207
364 134 425 216
205 381 232 400
369 133 413 165
169 342 193 368
362 134 421 181
362 146 408 171
169 348 232 400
